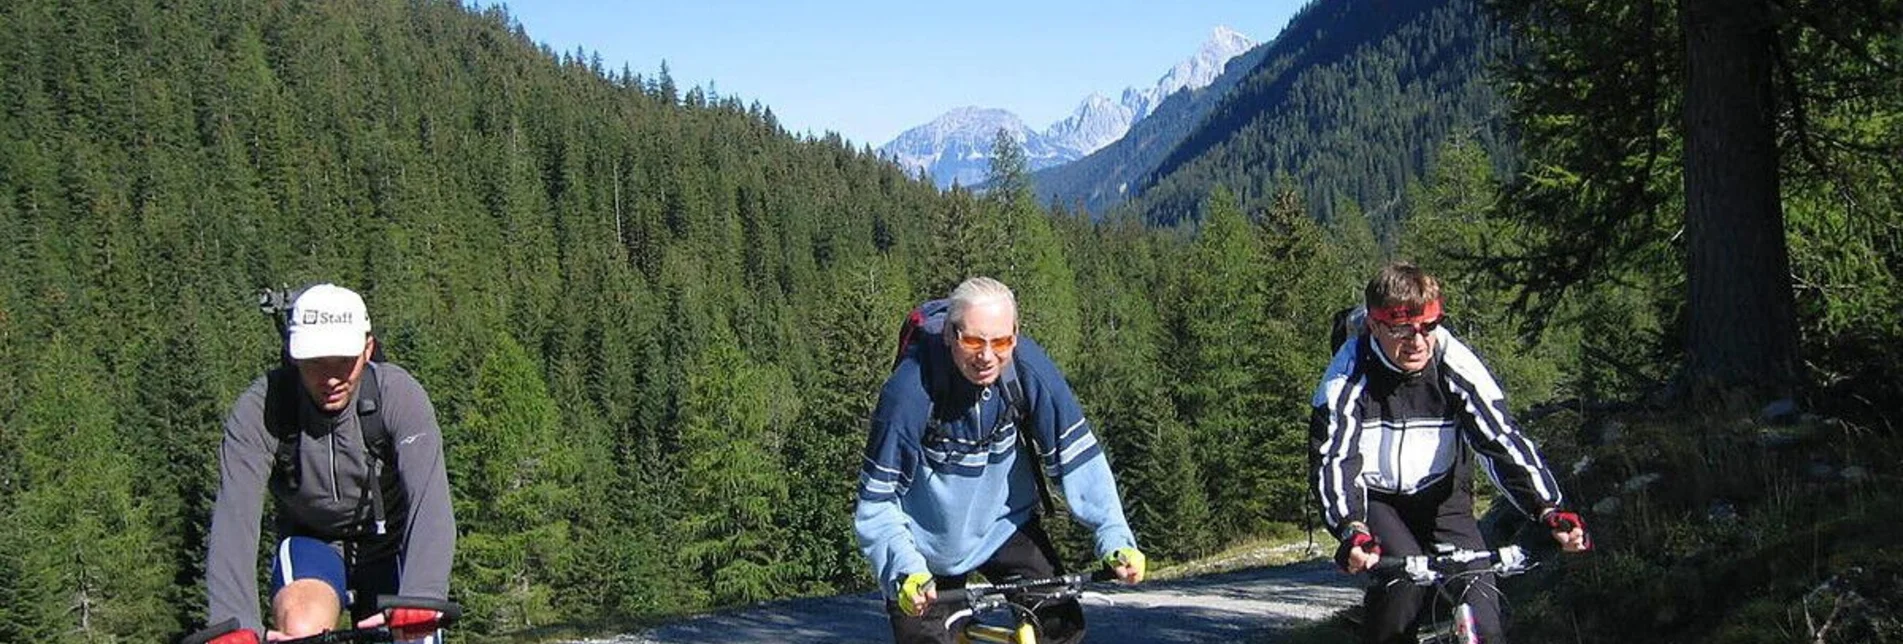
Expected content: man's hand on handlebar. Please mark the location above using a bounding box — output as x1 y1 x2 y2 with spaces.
1541 508 1592 553
1336 523 1382 574
355 606 447 640
898 572 937 617
1104 547 1147 584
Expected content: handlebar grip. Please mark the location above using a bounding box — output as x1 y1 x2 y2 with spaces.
1368 556 1407 573
1090 568 1120 582
935 587 971 606
375 595 462 626
179 619 247 644
1552 516 1578 532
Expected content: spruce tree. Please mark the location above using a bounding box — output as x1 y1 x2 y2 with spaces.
986 129 1083 364
676 322 793 606
8 338 174 642
1172 187 1288 540
451 334 581 633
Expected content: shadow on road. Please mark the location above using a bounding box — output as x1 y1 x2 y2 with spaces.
571 560 1363 644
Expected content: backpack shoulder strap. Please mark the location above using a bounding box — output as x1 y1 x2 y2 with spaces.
356 363 389 458
999 361 1030 422
264 366 304 491
1000 362 1057 515
356 363 395 535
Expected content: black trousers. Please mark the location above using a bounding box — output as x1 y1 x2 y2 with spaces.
1363 481 1506 644
885 520 1085 644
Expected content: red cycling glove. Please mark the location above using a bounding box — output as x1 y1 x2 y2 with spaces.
1334 529 1382 570
1543 509 1593 551
387 608 445 640
206 630 260 644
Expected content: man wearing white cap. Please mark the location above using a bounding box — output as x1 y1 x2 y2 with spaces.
198 284 456 643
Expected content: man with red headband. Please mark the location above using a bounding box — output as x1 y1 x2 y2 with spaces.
1308 262 1590 643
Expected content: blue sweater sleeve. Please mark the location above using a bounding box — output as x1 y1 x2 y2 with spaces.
854 361 930 593
1016 339 1138 557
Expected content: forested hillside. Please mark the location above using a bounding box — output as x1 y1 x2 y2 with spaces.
0 1 1382 640
1116 0 1513 229
4 0 1898 642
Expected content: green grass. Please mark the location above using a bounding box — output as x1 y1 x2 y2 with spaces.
1149 529 1333 582
1493 409 1899 643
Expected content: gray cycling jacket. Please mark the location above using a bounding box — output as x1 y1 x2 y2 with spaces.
204 363 455 635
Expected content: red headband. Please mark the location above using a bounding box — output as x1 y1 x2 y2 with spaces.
1368 299 1442 325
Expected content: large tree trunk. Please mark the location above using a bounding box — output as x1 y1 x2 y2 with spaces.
1679 0 1799 403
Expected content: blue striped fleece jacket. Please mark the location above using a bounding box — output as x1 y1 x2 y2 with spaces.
855 335 1136 597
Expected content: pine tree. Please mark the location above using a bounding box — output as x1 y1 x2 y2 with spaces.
780 258 912 594
1171 187 1289 540
1400 136 1572 406
118 321 231 634
986 129 1083 363
450 334 581 633
6 337 174 642
676 322 793 606
1251 187 1337 524
1072 221 1213 559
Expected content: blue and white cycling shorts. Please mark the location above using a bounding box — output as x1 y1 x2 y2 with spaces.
271 536 352 605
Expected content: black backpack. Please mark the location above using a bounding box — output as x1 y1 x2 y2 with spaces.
258 284 400 536
893 299 1057 515
1329 305 1367 354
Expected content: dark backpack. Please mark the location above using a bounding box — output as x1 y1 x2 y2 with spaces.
1329 305 1367 354
893 299 1057 514
259 284 399 536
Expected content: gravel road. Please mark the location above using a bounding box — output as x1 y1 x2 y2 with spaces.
565 560 1362 643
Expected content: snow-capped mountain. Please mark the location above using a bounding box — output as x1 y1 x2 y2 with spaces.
1043 92 1136 160
880 26 1257 189
879 107 1062 188
1125 25 1255 123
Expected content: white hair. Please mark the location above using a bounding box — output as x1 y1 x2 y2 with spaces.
945 276 1017 340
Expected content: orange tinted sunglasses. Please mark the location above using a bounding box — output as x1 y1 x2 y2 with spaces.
956 332 1017 353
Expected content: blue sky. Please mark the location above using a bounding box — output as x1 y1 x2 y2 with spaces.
484 1 1309 147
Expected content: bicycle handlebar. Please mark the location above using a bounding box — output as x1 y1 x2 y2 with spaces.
375 594 462 625
179 597 462 644
277 628 395 644
935 568 1119 607
1367 545 1533 584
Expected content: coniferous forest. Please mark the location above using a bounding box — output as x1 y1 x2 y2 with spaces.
2 0 1899 642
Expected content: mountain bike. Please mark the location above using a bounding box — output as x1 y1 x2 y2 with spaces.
1369 544 1536 644
180 596 462 644
934 569 1117 644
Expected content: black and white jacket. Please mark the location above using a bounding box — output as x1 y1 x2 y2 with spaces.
1308 328 1564 539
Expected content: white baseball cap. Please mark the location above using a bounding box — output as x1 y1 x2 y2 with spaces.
286 284 372 360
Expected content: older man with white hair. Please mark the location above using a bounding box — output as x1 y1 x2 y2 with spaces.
856 277 1145 644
